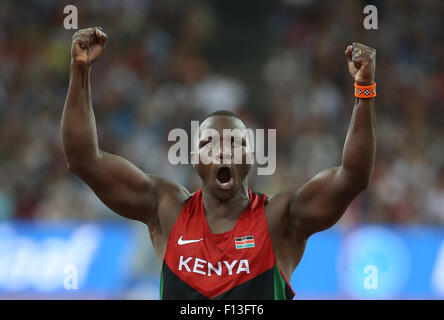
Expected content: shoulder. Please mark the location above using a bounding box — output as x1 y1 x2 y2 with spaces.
263 186 306 239
149 175 191 204
264 190 291 224
146 174 191 234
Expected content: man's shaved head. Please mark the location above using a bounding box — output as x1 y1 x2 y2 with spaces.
201 110 246 127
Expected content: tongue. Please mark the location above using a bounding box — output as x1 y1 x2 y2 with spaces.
217 167 231 183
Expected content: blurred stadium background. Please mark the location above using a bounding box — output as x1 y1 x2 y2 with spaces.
0 0 443 299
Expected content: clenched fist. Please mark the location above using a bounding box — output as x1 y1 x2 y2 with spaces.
71 27 108 66
345 42 376 86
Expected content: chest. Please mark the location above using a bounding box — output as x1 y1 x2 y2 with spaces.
165 204 275 275
170 210 270 258
164 214 276 298
204 215 238 234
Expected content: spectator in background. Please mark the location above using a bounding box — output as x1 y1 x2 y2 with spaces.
0 0 442 225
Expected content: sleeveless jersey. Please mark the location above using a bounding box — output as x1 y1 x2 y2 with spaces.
160 189 294 300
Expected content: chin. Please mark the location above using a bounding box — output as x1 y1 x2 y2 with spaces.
212 165 238 200
212 185 238 201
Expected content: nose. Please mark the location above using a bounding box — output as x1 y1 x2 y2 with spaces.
218 139 232 164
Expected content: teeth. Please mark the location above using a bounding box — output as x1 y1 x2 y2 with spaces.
217 176 233 189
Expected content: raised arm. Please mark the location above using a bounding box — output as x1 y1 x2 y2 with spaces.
274 43 376 240
61 27 189 225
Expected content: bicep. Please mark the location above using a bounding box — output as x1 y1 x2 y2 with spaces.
70 151 160 223
289 166 365 237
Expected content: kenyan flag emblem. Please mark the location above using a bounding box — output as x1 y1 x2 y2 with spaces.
235 235 255 249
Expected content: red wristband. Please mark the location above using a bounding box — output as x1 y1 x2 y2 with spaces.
354 82 376 98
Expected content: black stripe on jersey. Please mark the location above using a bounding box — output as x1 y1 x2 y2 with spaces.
212 267 275 300
160 262 293 300
160 261 208 300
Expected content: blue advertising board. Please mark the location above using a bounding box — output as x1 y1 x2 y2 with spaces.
291 225 444 299
0 221 134 297
0 222 443 299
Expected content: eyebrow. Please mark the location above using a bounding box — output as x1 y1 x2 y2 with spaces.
198 135 247 143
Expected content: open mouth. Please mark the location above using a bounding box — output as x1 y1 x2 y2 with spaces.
216 166 234 190
217 166 231 183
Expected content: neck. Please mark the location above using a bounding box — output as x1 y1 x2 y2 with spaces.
201 181 250 221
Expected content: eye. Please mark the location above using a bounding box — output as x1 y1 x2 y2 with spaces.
231 136 246 147
199 136 212 148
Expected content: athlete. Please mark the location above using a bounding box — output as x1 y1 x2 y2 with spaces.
61 27 376 299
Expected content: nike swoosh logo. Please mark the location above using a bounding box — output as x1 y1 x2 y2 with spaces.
178 235 203 245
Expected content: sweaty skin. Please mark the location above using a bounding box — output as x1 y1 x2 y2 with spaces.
61 28 376 282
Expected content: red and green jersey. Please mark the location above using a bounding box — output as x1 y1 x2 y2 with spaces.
160 189 294 300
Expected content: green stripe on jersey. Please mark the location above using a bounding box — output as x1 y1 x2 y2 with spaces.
273 264 287 300
159 267 164 300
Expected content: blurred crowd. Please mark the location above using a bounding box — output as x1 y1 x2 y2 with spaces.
0 0 443 225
